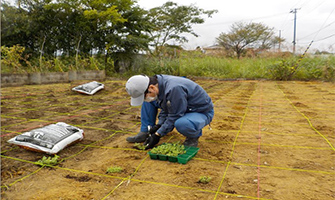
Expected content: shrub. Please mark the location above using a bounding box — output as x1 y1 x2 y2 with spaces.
135 56 181 76
1 45 33 73
323 65 335 82
267 59 296 80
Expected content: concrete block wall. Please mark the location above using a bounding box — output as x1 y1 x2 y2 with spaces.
1 73 30 86
75 70 106 81
1 70 105 87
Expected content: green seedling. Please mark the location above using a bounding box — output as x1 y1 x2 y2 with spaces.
106 166 123 174
37 155 60 166
150 142 186 156
134 142 146 150
198 176 212 184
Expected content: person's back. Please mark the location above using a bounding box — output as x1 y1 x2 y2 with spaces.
157 75 213 114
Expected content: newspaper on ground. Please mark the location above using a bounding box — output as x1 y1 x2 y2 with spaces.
8 122 84 154
72 81 104 95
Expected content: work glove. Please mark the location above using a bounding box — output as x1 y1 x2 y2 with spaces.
144 133 160 150
149 124 161 135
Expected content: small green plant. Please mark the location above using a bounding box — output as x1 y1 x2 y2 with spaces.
150 142 186 156
198 176 212 184
106 166 123 174
134 142 146 150
37 155 60 166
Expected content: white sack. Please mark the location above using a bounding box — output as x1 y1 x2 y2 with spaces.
8 122 84 154
72 81 104 95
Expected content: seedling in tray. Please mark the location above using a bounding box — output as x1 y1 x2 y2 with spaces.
150 142 186 156
148 142 199 164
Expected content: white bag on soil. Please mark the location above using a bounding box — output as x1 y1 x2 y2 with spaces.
8 122 84 154
72 81 104 95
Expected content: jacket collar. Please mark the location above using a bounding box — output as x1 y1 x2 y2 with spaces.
156 75 165 102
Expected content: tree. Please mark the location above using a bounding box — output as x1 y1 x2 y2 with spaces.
272 35 286 52
147 1 217 57
2 0 69 58
2 0 59 63
216 22 275 59
1 0 151 73
3 0 219 73
104 3 151 72
1 1 33 53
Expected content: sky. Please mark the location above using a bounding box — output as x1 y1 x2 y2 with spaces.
137 0 335 53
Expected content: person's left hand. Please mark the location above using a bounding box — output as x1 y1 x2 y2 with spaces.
149 124 161 135
144 134 160 149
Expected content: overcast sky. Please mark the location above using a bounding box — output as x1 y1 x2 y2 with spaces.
137 0 335 53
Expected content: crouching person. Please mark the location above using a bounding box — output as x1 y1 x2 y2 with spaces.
125 74 214 149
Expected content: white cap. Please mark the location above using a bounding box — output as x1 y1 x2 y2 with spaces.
125 75 150 106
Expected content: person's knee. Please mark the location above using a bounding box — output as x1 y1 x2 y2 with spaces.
175 118 196 134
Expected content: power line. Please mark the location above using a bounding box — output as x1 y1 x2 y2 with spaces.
247 12 288 22
299 0 311 8
298 0 327 20
290 2 335 52
199 12 288 27
314 33 335 42
313 6 335 41
299 20 335 40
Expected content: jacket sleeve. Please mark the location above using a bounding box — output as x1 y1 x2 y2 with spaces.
157 86 188 136
157 110 167 125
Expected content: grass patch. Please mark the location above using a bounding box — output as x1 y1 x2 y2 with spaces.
2 46 334 81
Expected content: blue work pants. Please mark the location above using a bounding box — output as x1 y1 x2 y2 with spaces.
140 102 214 138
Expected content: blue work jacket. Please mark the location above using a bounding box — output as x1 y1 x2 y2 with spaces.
155 75 214 136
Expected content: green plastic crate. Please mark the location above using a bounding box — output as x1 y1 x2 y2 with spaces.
148 145 199 164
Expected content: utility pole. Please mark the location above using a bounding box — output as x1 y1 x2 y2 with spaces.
290 8 300 55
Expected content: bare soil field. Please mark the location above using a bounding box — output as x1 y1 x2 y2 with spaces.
1 79 334 200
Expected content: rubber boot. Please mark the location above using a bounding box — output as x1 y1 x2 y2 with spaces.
126 131 149 143
183 137 199 147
